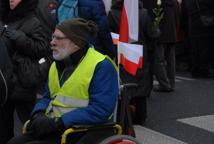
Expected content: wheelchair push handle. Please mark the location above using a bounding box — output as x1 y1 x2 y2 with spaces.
120 83 138 91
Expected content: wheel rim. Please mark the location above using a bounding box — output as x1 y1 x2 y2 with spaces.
109 139 136 144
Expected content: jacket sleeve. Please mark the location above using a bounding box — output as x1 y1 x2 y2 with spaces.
12 17 50 59
31 83 51 115
61 59 119 128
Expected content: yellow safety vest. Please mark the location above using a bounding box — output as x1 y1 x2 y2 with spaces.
46 48 117 117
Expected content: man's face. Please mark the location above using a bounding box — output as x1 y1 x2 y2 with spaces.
9 0 22 10
50 29 80 61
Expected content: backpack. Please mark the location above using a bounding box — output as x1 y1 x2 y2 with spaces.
57 0 78 23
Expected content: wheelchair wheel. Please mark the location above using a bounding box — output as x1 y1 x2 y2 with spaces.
99 135 141 144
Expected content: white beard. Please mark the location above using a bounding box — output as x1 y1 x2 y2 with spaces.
52 46 72 61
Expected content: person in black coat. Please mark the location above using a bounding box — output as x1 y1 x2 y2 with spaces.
181 0 214 78
36 0 57 41
153 0 179 92
0 39 13 106
0 0 50 143
108 0 160 125
0 39 14 144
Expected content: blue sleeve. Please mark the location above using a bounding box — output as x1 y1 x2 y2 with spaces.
62 59 119 128
31 83 51 115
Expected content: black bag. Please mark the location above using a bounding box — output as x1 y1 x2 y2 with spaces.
13 53 52 88
196 0 214 27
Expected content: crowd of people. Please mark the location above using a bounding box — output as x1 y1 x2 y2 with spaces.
0 0 213 143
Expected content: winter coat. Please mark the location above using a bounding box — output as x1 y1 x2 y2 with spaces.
78 0 116 59
0 0 50 101
181 0 214 38
36 0 57 41
159 0 179 43
0 39 13 105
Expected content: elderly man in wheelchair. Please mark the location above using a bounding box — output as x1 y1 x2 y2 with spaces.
7 18 120 144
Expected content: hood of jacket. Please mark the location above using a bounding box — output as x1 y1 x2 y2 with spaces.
2 0 38 22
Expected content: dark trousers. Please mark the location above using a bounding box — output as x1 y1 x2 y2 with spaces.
190 36 214 77
7 129 115 144
0 100 35 144
131 97 147 125
154 43 175 89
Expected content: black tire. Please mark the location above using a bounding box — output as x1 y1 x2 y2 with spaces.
99 135 141 144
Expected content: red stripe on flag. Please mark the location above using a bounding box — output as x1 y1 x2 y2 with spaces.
120 53 138 76
138 56 143 68
119 5 129 42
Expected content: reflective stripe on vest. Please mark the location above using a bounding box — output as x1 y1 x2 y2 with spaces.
47 48 106 117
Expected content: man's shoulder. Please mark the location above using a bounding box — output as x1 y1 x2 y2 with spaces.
96 59 116 72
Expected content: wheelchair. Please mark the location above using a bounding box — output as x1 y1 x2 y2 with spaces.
23 83 141 144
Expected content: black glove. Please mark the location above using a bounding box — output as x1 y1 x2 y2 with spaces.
28 112 65 138
4 28 25 40
0 25 7 37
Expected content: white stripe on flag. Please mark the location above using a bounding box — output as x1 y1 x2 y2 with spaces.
124 0 139 42
118 42 143 64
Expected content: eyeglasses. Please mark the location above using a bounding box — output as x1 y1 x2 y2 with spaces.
52 34 67 40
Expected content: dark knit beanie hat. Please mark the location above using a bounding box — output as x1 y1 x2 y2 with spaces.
56 18 98 48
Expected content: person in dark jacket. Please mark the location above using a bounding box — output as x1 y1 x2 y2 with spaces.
36 0 57 41
0 39 14 144
153 0 179 92
181 0 214 78
108 0 160 125
0 0 49 143
8 18 119 144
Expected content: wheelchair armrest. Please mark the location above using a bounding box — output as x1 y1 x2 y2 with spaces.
61 123 122 144
22 120 30 134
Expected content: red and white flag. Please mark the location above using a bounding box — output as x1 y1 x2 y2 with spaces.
118 42 143 75
118 0 143 76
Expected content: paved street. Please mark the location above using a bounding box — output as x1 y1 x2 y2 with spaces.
135 72 214 144
14 72 214 144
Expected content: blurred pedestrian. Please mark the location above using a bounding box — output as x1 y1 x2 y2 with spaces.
153 0 179 92
36 0 57 41
0 39 14 144
0 0 50 143
181 0 214 78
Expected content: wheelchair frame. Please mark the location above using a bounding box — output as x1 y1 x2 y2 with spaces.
22 83 140 144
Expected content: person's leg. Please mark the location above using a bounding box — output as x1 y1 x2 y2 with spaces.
8 133 60 144
165 43 175 89
131 97 147 125
190 37 202 77
16 101 35 123
154 43 171 90
7 133 35 144
197 37 213 77
0 100 15 144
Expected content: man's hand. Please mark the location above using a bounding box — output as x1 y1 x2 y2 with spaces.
28 112 65 138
